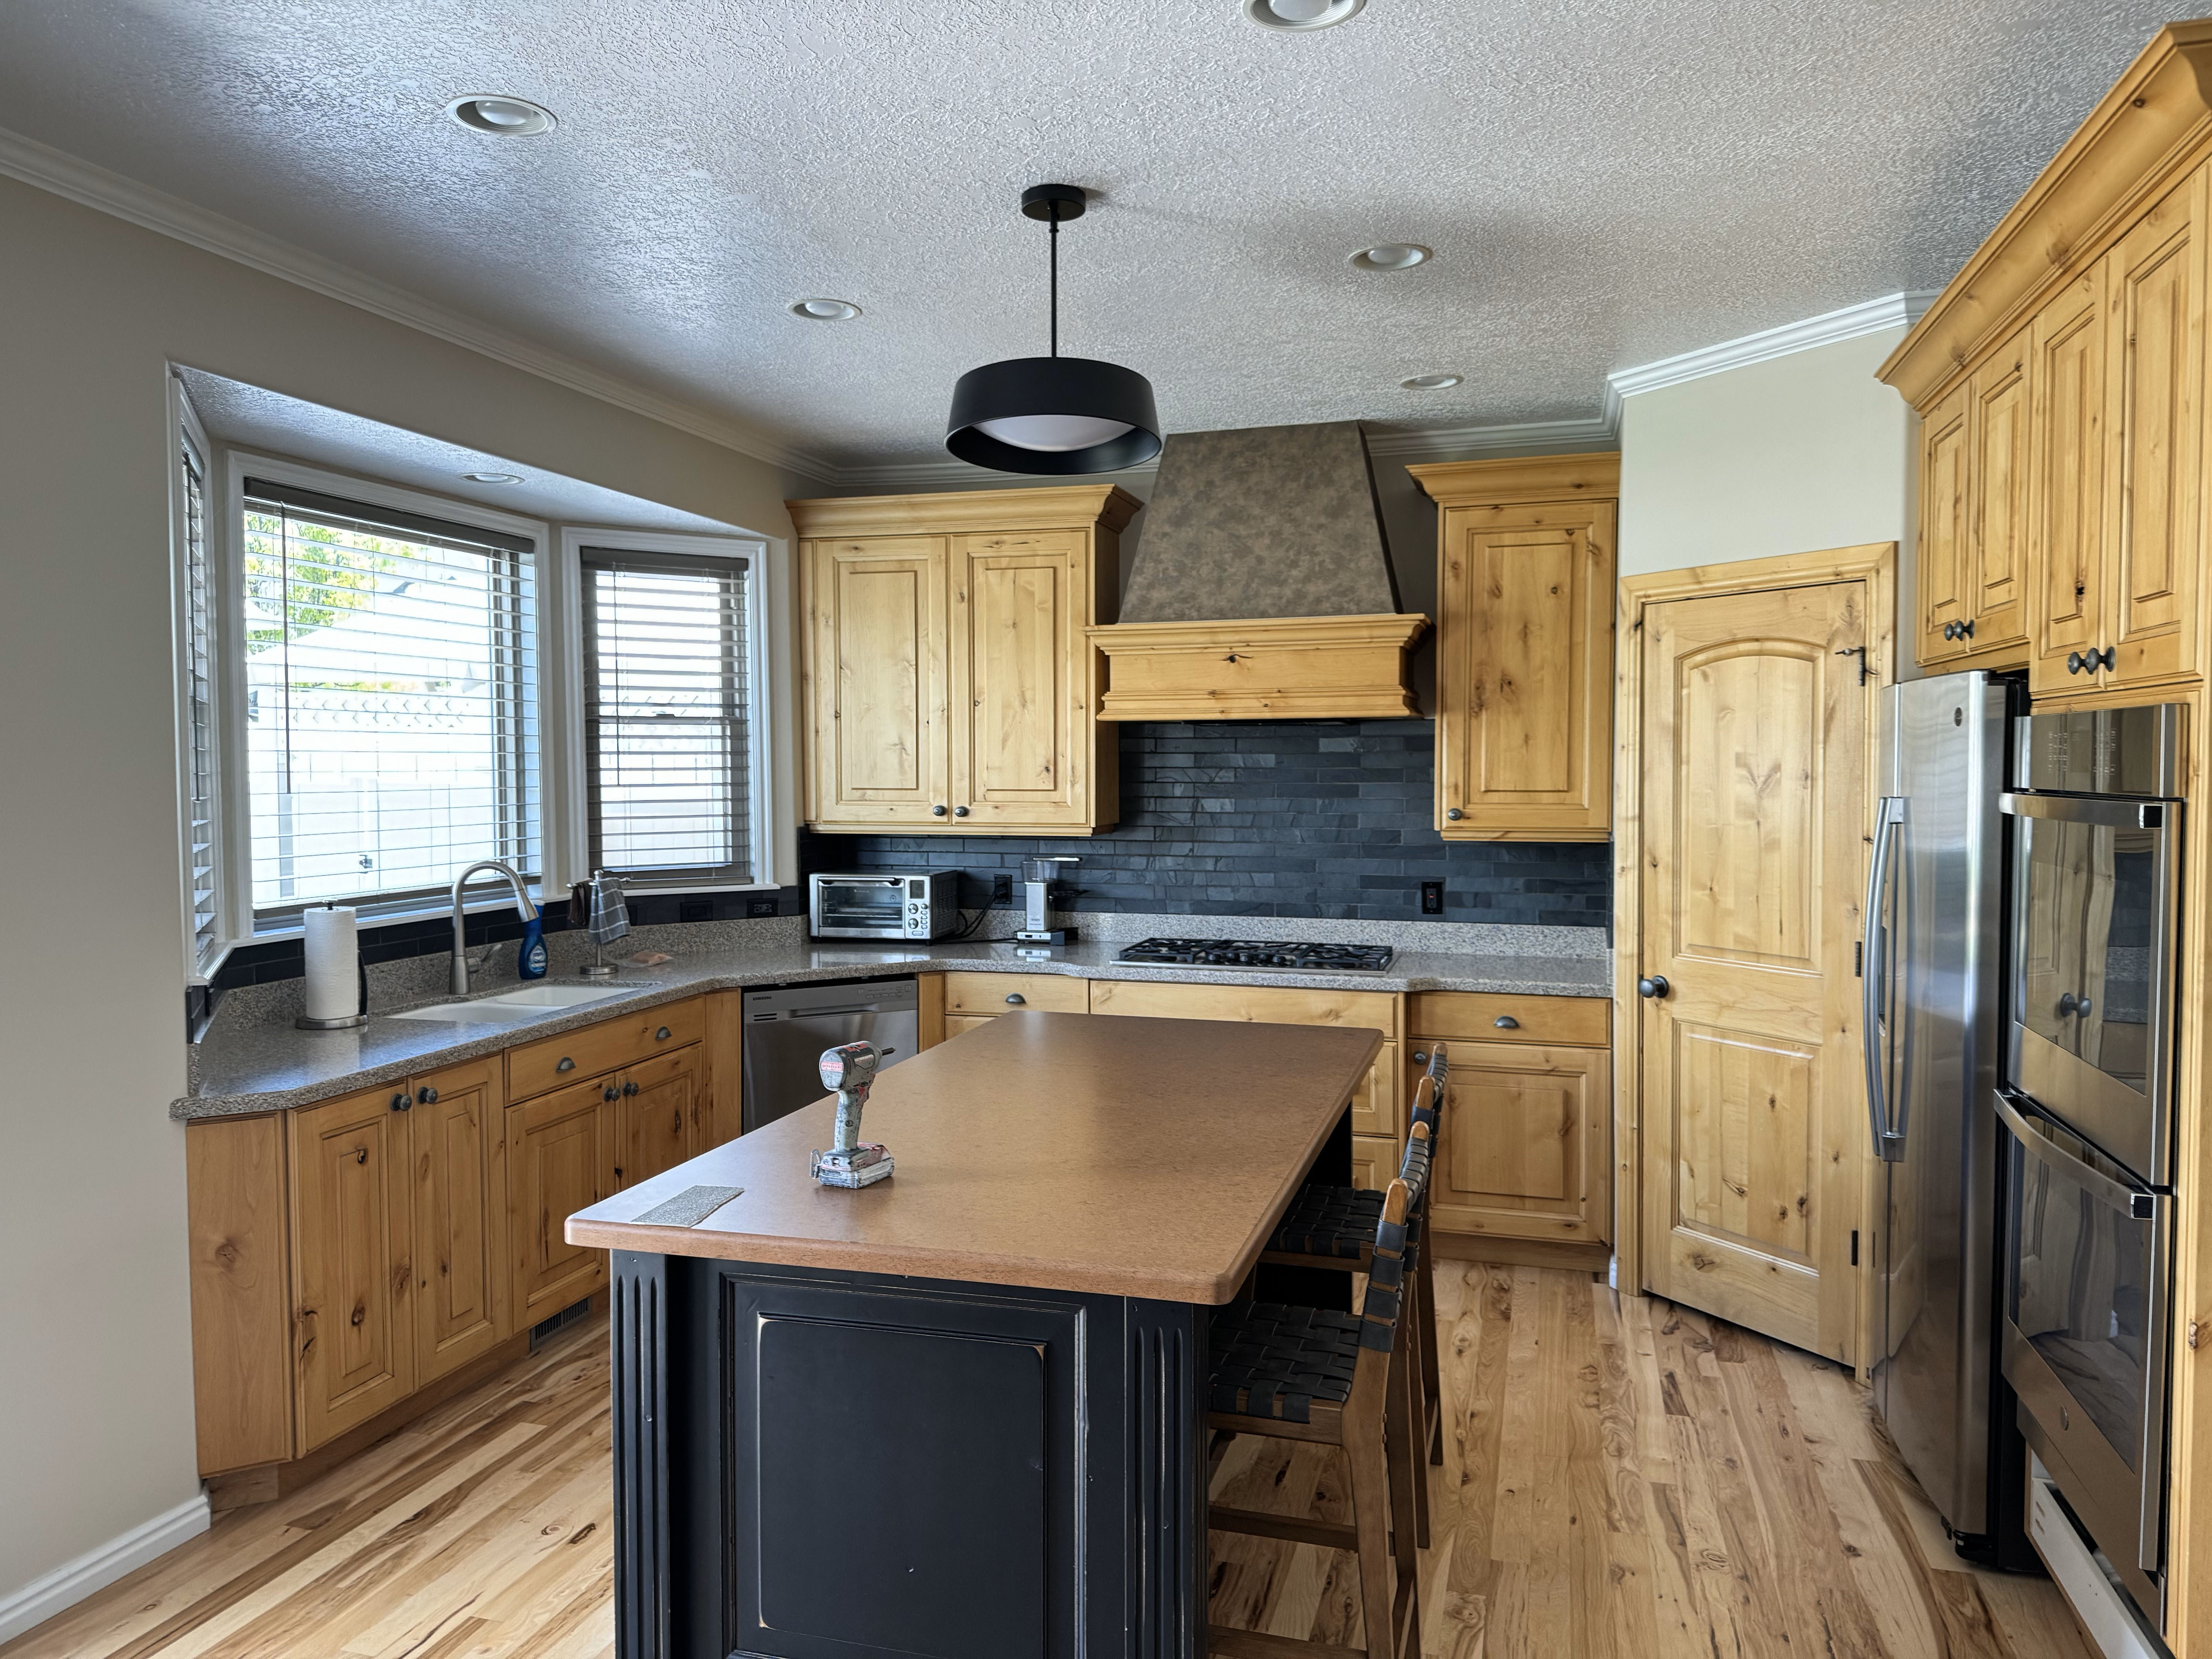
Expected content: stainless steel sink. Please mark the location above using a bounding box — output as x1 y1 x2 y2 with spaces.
386 982 659 1023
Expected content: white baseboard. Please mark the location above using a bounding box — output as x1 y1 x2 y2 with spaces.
0 1493 211 1646
2027 1466 2162 1659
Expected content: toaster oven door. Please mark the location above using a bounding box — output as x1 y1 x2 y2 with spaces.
811 878 908 938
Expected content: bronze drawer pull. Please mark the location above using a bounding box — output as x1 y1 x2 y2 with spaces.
1492 1015 1519 1029
1005 993 1026 1006
556 1056 575 1072
355 1147 368 1165
656 1026 672 1041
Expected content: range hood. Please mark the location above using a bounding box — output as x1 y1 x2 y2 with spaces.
1087 422 1427 720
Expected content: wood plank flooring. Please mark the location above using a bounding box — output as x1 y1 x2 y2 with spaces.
5 1265 2095 1659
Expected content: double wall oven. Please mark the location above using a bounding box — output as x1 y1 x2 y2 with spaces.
1999 702 2185 1627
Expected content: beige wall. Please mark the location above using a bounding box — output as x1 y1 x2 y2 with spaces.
1617 326 1915 585
0 174 799 1607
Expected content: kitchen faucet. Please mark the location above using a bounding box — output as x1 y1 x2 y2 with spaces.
449 859 539 995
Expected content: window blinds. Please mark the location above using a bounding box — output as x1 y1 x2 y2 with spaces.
579 548 752 884
180 433 220 966
241 480 538 916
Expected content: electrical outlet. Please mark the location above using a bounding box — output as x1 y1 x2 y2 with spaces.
1420 880 1444 915
991 873 1013 906
747 897 778 919
679 898 714 924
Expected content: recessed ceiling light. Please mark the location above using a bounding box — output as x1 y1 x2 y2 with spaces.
1243 0 1365 30
1402 374 1463 391
790 299 863 322
462 471 526 484
446 95 557 136
1351 242 1432 271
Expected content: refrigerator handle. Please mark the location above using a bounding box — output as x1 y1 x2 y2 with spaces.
1863 796 1906 1163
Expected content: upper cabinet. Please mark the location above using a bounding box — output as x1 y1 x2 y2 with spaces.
791 488 1137 833
1409 454 1618 841
1883 24 2212 702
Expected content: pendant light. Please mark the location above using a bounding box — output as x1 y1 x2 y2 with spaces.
946 183 1162 475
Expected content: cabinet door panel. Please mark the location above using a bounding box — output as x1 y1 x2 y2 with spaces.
1428 1043 1609 1245
1350 1133 1401 1194
411 1059 505 1384
508 1082 614 1327
1436 501 1612 837
804 536 951 826
616 1048 701 1190
2106 168 2205 688
950 531 1097 829
1970 336 2031 653
2029 267 2109 693
1918 382 1971 666
290 1087 415 1452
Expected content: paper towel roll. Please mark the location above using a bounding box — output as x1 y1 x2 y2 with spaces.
303 905 360 1022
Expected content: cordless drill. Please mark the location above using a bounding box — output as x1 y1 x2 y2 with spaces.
810 1041 895 1188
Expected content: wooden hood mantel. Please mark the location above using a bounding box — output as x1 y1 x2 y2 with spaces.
1086 611 1429 720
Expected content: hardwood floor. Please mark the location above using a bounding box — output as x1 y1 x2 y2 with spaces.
5 1266 2094 1659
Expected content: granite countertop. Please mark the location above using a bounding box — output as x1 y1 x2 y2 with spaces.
175 933 1613 1121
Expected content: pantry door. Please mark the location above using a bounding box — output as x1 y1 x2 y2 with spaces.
1621 549 1887 1367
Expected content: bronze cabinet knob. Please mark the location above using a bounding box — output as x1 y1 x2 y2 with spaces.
953 805 970 817
391 1092 411 1111
417 1087 438 1105
1638 975 1669 999
623 1081 639 1097
1445 807 1464 821
932 804 948 816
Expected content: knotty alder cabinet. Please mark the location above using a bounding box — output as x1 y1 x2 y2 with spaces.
790 486 1139 834
185 996 720 1479
1407 454 1617 840
1887 144 2207 699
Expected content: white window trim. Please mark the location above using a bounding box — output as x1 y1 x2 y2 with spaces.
215 450 553 949
169 376 222 982
553 526 793 895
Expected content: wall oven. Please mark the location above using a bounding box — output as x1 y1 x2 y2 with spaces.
1999 701 2185 1629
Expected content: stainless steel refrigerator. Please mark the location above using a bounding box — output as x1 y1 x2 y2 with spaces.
1865 669 2032 1566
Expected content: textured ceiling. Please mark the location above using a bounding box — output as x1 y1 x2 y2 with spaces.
179 369 737 532
0 1 2182 473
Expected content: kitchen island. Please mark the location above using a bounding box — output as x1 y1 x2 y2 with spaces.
566 1008 1383 1659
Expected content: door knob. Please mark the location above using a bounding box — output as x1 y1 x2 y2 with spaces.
416 1087 438 1105
953 805 970 817
2058 991 2094 1018
1958 618 1974 639
2066 651 2083 674
932 804 948 816
604 1084 619 1102
1638 975 1669 999
1942 622 1957 641
1412 1051 1429 1063
623 1081 639 1097
2094 646 2115 672
391 1092 412 1112
1445 807 1464 821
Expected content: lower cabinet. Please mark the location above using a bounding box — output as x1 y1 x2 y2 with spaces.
616 1048 702 1190
507 1076 617 1329
1351 1133 1400 1192
410 1060 507 1387
289 1086 418 1453
1425 1043 1610 1243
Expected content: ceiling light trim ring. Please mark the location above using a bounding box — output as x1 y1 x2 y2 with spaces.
1402 374 1463 390
1350 242 1432 271
1243 0 1366 32
445 95 558 137
790 299 862 321
461 471 527 484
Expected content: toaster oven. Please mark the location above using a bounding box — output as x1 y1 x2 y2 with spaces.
809 872 960 941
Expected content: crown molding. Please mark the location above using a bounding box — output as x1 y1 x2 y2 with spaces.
1605 290 1939 417
1363 414 1619 462
0 124 840 482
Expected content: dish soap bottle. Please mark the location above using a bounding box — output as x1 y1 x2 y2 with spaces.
517 912 549 979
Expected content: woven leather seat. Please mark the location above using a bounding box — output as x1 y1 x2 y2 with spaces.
1209 1302 1364 1423
1266 1183 1385 1260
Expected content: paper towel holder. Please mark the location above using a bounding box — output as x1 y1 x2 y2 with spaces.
295 957 371 1031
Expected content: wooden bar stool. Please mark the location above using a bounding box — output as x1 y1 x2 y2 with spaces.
1259 1047 1449 1542
1208 1178 1422 1659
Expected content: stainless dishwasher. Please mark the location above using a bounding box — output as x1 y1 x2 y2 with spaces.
740 977 920 1132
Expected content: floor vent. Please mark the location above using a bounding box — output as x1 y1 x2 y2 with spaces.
531 1297 595 1350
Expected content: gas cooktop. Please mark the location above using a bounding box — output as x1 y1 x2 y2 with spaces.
1115 938 1395 972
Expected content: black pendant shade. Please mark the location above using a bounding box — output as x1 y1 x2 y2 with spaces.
946 184 1162 476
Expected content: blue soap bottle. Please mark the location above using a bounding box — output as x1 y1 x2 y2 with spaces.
518 914 548 979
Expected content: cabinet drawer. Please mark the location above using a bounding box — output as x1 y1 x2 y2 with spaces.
507 997 704 1101
1351 1041 1400 1139
1090 979 1399 1036
1408 992 1608 1049
941 972 1090 1015
1350 1133 1401 1194
943 1013 996 1039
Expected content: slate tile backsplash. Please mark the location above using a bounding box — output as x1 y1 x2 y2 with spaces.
801 719 1611 928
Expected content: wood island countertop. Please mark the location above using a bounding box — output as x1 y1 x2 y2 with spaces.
565 1010 1381 1304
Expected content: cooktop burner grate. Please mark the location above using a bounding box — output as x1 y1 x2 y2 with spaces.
1115 938 1395 972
